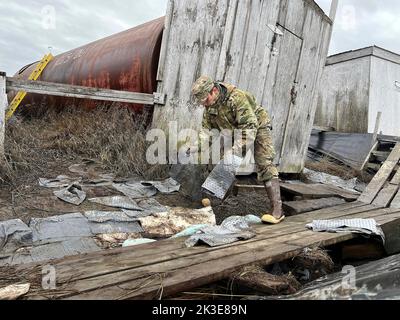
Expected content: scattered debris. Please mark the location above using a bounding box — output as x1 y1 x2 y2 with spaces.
122 238 157 248
306 219 385 242
303 168 362 192
39 175 81 188
112 178 181 199
0 283 30 300
53 184 87 206
0 219 32 253
171 224 211 239
84 211 144 234
141 177 181 194
112 182 158 199
185 215 261 248
123 198 168 217
88 196 143 211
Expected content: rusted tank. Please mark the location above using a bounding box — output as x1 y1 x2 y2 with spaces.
13 17 164 113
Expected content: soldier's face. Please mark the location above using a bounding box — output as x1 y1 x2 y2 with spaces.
201 87 219 107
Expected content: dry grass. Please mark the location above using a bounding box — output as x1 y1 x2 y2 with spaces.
0 106 169 187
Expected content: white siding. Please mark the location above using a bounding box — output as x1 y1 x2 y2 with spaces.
315 56 370 133
369 56 400 136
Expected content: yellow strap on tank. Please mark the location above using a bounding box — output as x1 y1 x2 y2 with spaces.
6 53 54 121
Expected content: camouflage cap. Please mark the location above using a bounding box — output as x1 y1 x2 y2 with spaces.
192 76 214 102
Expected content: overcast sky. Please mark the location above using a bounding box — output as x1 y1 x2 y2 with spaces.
1 1 399 75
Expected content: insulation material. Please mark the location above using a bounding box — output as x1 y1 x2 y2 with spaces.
138 207 216 237
0 284 30 300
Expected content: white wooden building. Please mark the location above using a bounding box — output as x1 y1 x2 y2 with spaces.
315 46 400 136
152 0 336 173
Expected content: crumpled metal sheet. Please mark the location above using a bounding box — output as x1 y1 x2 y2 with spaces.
84 211 144 234
0 238 102 267
30 213 93 244
306 219 385 242
112 182 158 199
121 198 168 218
185 215 258 247
0 219 33 254
141 178 181 194
138 207 216 237
303 168 359 192
88 196 143 210
202 155 243 199
84 211 138 223
0 283 30 300
39 175 82 188
53 184 87 206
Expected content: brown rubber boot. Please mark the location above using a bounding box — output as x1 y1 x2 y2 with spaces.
262 178 285 224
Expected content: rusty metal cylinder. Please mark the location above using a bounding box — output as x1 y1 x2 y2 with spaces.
13 17 164 113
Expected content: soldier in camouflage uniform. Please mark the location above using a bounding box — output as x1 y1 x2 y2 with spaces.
191 75 285 224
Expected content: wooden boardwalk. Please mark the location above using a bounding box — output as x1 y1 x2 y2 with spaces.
4 201 400 300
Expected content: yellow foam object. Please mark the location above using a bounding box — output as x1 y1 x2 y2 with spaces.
261 214 285 225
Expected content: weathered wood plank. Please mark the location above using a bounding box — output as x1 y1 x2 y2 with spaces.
65 242 303 300
279 3 332 172
283 197 346 216
156 0 174 82
391 190 400 209
281 182 359 201
6 78 155 105
0 72 6 157
373 184 400 208
359 142 400 204
329 0 339 22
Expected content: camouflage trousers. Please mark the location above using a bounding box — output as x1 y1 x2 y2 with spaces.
254 126 279 182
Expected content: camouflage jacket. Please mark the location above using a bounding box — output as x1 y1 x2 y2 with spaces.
200 82 271 154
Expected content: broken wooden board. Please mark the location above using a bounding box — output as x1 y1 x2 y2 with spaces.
281 183 359 201
2 204 400 300
359 142 400 204
390 190 400 209
283 198 346 216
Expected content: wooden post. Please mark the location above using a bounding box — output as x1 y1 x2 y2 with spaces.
373 111 382 145
0 72 7 158
329 0 339 22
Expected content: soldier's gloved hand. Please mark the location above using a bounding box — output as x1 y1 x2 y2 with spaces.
223 148 243 166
